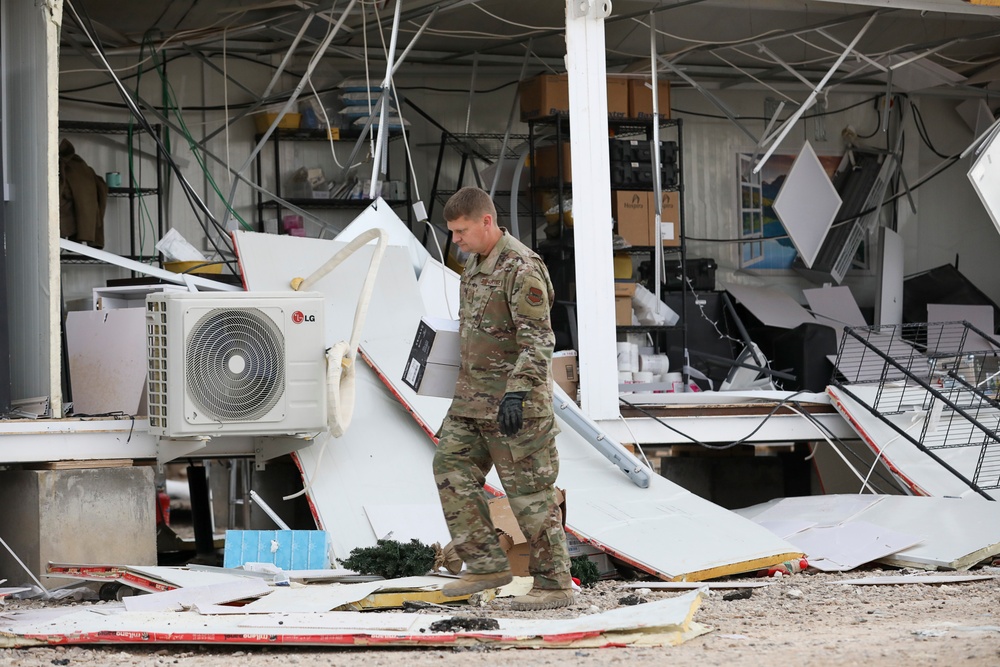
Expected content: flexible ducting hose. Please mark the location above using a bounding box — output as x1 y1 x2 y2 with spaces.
291 228 388 438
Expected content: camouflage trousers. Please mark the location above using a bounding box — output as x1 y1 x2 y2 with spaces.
433 414 571 590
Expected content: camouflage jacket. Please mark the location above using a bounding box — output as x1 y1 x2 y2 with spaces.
448 230 555 418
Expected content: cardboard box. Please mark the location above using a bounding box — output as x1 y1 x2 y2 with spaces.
615 295 633 326
534 143 572 184
613 190 652 246
566 532 601 557
490 489 566 577
519 74 630 120
519 73 569 120
402 317 460 398
628 78 671 119
253 111 301 133
606 77 629 119
614 281 636 297
613 253 633 280
659 190 681 247
552 350 578 397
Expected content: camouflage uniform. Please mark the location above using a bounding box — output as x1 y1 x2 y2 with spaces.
434 230 571 590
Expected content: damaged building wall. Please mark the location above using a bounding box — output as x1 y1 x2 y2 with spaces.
906 94 1000 306
3 1 62 409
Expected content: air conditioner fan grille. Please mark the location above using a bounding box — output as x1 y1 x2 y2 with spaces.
186 308 285 421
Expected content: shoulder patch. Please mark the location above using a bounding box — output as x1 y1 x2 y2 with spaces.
517 273 550 319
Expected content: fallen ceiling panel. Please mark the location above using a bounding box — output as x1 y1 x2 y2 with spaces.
0 587 709 649
234 201 801 581
738 493 1000 570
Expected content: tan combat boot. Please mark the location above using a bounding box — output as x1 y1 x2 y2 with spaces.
510 587 576 611
441 569 513 597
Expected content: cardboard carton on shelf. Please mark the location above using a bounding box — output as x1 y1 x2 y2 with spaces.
518 73 636 121
613 190 652 246
606 77 629 119
658 190 681 247
552 350 579 397
519 74 570 120
615 295 634 326
534 143 573 184
614 281 637 297
627 78 671 120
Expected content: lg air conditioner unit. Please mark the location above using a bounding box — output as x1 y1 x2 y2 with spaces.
145 291 328 438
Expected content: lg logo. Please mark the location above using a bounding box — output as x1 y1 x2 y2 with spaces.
291 311 316 324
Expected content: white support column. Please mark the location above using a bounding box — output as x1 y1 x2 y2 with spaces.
565 0 619 420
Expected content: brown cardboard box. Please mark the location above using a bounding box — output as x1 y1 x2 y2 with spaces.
490 489 566 577
534 143 573 184
552 351 579 397
628 78 671 119
606 78 629 119
613 190 651 246
658 190 681 247
519 74 569 120
615 295 633 326
520 73 638 120
614 281 636 297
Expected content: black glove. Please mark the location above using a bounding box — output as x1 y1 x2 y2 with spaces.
497 391 527 437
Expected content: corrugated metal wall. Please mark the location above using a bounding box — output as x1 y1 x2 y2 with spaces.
3 0 60 411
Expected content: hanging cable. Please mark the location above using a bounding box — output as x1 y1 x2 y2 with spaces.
64 0 233 254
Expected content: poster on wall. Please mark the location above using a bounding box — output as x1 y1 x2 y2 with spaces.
737 151 842 270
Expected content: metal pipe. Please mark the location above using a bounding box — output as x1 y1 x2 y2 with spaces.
200 12 317 145
754 12 879 174
553 385 651 489
491 42 534 200
658 56 759 144
370 0 404 199
650 11 663 302
223 0 359 227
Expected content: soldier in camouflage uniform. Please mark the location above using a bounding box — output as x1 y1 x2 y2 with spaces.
435 186 574 611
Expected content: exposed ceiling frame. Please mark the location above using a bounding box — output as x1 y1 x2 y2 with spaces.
443 0 711 64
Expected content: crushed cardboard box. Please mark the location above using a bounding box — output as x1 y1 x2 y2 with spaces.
490 489 567 577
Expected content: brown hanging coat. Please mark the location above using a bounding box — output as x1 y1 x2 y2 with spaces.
59 138 107 249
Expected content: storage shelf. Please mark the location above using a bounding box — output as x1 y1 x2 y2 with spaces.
108 187 158 197
59 120 159 135
255 128 404 142
58 119 165 271
260 198 407 210
620 245 683 255
60 253 160 266
439 133 530 163
254 126 411 231
617 325 682 333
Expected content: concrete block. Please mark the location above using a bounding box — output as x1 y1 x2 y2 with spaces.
0 467 156 587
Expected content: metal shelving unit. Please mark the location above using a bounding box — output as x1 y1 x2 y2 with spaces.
525 115 687 365
426 131 532 258
252 127 411 233
59 120 165 263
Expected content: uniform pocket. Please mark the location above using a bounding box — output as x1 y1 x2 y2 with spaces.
480 290 512 339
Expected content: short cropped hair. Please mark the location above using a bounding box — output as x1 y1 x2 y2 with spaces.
443 186 496 222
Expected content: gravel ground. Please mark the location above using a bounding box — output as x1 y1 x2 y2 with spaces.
2 568 1000 666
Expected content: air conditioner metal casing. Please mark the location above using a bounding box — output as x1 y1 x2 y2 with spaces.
146 291 327 438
